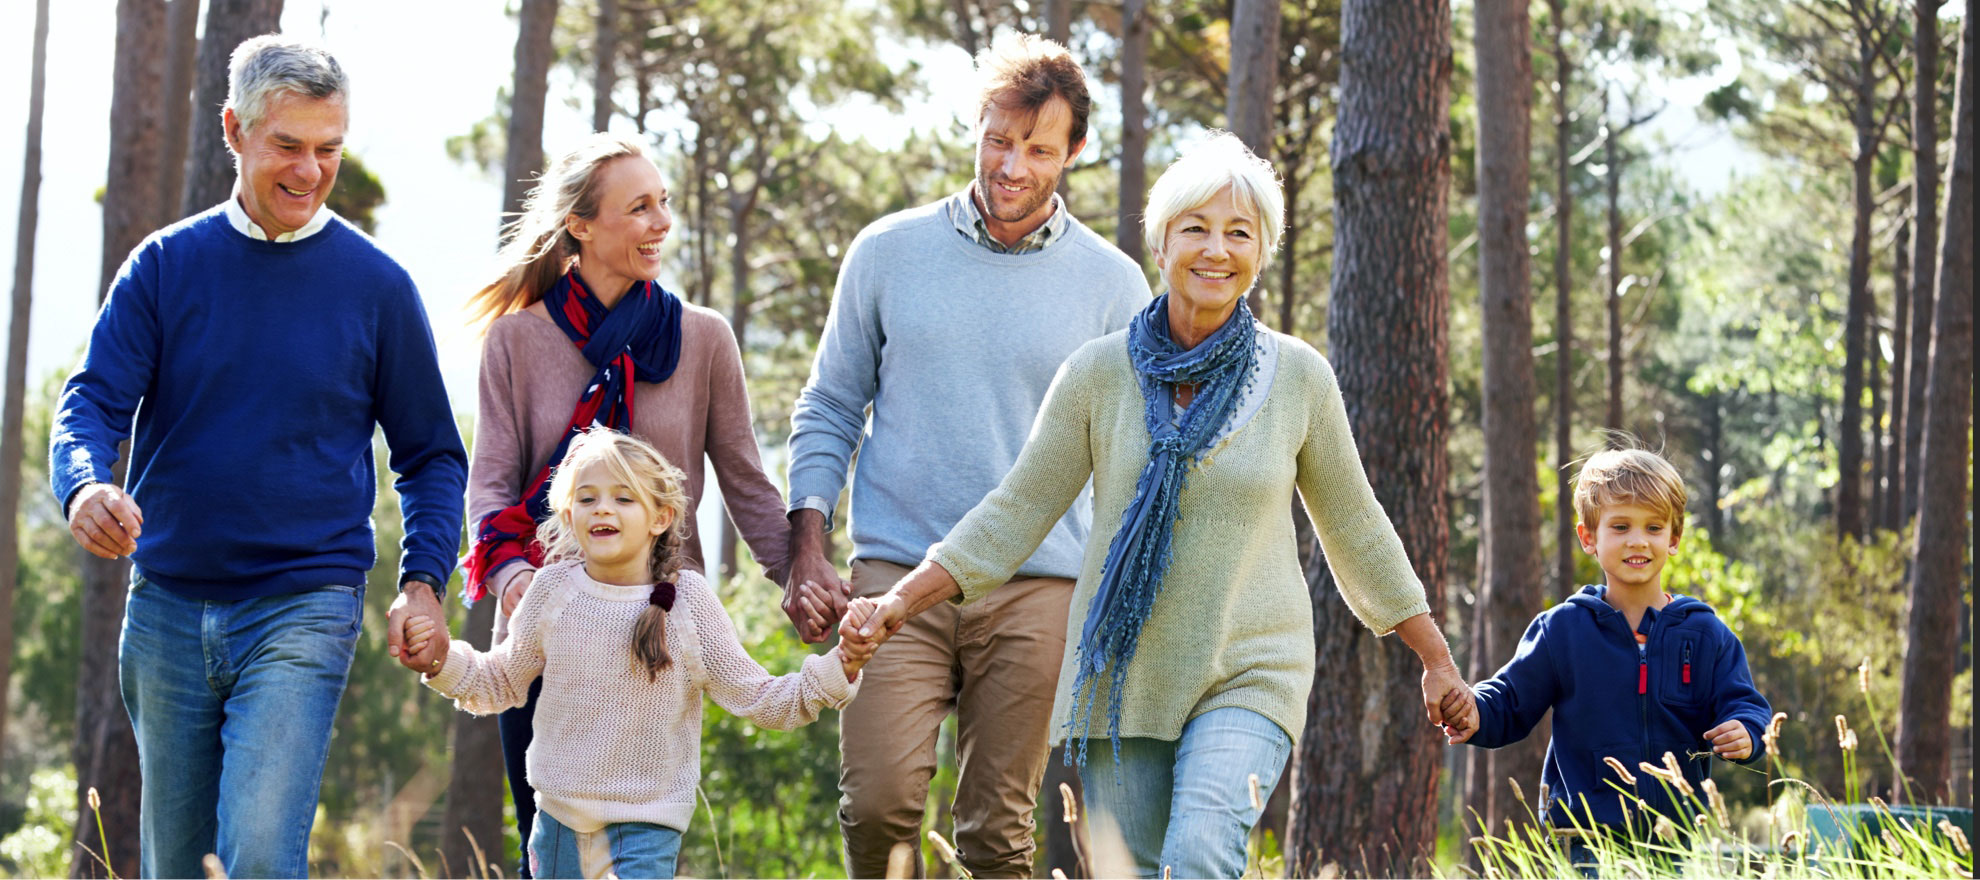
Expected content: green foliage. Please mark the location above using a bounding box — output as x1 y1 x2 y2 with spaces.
327 150 388 235
0 766 75 880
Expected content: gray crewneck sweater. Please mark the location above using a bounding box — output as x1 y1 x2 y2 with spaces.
788 191 1150 577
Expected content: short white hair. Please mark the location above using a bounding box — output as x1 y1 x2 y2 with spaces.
1142 131 1285 269
226 34 347 136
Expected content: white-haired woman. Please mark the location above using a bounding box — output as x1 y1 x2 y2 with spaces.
840 132 1476 876
458 133 799 873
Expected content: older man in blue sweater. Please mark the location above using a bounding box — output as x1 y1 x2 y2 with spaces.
49 36 464 879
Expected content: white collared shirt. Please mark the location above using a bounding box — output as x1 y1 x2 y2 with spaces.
224 190 335 242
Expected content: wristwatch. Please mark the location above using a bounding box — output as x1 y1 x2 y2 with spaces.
400 573 444 603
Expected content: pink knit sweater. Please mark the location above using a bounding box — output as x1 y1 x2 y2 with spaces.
426 561 858 833
472 303 793 619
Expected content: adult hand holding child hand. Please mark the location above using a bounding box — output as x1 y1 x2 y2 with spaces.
397 614 450 677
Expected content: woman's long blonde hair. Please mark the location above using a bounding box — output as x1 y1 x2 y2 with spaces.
536 430 691 680
465 133 654 330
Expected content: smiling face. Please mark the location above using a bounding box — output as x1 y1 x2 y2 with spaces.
567 155 673 300
973 95 1082 243
1155 184 1262 325
1576 501 1682 593
224 90 346 238
563 459 673 585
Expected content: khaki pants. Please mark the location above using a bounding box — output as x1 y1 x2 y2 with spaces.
839 558 1072 879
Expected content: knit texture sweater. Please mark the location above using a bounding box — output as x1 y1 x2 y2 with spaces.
426 561 857 833
787 191 1149 576
48 206 466 599
929 330 1429 744
472 303 792 617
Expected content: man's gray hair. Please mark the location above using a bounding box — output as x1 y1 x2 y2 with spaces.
226 34 348 135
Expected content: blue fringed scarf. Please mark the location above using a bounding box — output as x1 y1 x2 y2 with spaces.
1067 293 1258 766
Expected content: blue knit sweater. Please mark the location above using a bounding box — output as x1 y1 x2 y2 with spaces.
49 206 467 600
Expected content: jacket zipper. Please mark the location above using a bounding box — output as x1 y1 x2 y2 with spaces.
1683 641 1692 685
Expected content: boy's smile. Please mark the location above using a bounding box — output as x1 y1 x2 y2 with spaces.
1576 502 1680 592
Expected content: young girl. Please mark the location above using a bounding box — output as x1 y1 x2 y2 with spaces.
404 430 869 879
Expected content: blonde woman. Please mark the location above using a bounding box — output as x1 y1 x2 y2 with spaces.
458 133 800 871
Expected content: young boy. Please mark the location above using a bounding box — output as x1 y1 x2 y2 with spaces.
1451 446 1772 837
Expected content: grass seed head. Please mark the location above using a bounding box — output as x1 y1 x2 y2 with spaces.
87 787 100 811
1605 756 1639 785
886 842 916 879
1060 782 1078 825
1509 777 1527 808
926 830 959 866
202 854 227 880
1654 816 1677 841
1660 751 1695 797
1249 773 1263 811
1940 820 1971 857
1858 658 1871 693
1702 778 1729 827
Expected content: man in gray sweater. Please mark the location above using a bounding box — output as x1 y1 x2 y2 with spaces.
784 33 1149 878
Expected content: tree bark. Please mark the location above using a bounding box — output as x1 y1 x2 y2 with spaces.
1836 38 1879 543
1886 219 1909 532
1117 0 1148 267
1550 0 1576 596
181 0 285 218
1228 0 1281 317
1896 8 1972 807
1286 0 1451 874
1901 0 1943 526
442 3 558 869
75 2 168 876
0 0 51 772
159 0 199 223
1466 0 1546 842
593 0 619 133
1046 0 1073 43
1868 301 1885 528
1603 90 1623 437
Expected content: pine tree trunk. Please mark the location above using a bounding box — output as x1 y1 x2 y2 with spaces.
1896 8 1972 807
1886 220 1909 532
1228 0 1280 317
1868 308 1885 529
1286 0 1451 874
75 2 167 875
1901 1 1942 526
159 0 198 223
1603 94 1623 437
0 0 51 772
1117 0 1147 268
593 0 618 132
1046 0 1072 43
180 0 285 217
1836 41 1878 544
1467 0 1546 841
1550 0 1576 596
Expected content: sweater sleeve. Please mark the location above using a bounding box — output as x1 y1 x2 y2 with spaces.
50 239 164 511
469 321 539 604
373 274 469 589
425 573 554 715
687 580 855 729
1710 627 1773 765
702 323 793 585
1467 612 1561 749
785 235 881 521
1294 353 1431 635
927 350 1096 604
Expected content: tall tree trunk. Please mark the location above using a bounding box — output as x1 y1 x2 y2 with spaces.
1287 0 1451 874
1703 392 1724 538
1896 8 1972 807
1466 0 1546 842
593 0 618 132
1837 42 1878 543
1868 309 1885 528
1603 90 1623 437
181 0 285 217
443 3 557 869
1228 0 1281 317
1046 0 1072 43
1117 0 1148 267
1279 164 1300 333
718 183 761 580
159 0 199 223
1550 0 1576 596
0 0 51 771
75 2 168 876
1901 0 1943 526
1886 220 1909 532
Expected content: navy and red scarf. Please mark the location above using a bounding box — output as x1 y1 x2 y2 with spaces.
460 268 684 604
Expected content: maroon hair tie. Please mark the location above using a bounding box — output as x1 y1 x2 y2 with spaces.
649 581 676 611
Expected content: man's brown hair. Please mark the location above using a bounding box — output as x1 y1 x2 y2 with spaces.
975 33 1091 151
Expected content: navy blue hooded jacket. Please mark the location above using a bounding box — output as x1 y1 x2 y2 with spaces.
1466 585 1772 829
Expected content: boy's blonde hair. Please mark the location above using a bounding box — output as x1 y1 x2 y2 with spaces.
1573 446 1689 535
537 430 690 679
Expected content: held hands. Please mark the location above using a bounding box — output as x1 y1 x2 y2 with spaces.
398 614 452 677
782 547 851 644
841 594 909 645
1422 662 1480 745
387 582 446 673
67 483 144 559
1703 719 1753 761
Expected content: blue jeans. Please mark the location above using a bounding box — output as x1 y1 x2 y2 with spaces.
1079 707 1292 879
528 809 681 879
118 574 362 879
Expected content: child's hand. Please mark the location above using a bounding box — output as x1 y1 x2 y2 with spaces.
838 636 876 682
1438 686 1478 745
402 614 450 676
841 594 908 644
1703 720 1752 761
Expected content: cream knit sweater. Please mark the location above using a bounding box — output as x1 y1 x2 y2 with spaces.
928 329 1429 745
425 561 857 833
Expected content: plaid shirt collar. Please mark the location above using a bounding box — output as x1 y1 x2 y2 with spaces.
950 184 1069 255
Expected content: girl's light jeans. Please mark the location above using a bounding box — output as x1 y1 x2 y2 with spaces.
528 809 682 879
